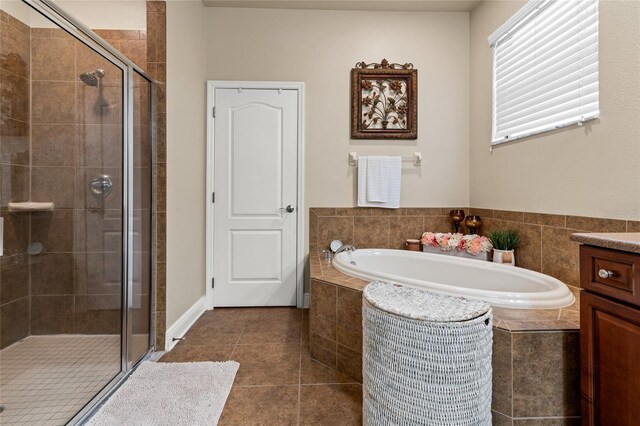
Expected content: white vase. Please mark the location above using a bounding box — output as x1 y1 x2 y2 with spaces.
493 249 515 266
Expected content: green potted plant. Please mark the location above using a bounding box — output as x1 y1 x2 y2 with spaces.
487 230 520 266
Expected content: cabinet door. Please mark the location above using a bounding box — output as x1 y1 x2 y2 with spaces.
581 292 640 426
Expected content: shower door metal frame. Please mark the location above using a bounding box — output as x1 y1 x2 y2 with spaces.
19 0 156 423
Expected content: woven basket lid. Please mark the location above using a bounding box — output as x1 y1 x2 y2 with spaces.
363 281 491 322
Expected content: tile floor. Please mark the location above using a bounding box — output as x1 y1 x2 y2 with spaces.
0 335 121 425
159 307 363 425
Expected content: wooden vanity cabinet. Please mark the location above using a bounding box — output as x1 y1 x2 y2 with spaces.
580 245 640 426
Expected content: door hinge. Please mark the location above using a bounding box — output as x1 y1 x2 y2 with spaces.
212 106 216 118
211 277 215 288
212 192 215 203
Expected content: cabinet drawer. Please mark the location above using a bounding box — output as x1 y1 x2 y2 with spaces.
580 245 640 307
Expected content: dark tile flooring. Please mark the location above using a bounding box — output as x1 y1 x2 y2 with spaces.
159 307 362 425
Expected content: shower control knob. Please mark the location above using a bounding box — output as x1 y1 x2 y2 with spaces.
598 269 615 279
89 175 113 197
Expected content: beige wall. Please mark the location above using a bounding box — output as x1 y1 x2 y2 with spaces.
163 1 640 323
166 0 206 326
469 0 640 220
204 7 470 208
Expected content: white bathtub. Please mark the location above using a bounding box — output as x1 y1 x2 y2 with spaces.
332 249 575 309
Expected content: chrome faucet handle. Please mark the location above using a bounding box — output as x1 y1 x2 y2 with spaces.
322 249 333 261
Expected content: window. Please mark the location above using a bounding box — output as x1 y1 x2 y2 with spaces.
489 0 599 145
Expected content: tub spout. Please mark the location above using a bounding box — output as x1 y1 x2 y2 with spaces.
334 244 356 254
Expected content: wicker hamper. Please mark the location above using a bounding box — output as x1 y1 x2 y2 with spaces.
362 281 493 426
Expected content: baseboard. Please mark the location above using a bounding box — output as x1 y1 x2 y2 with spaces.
165 296 206 352
303 292 310 308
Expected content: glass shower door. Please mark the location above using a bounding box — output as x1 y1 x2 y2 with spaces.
0 0 127 423
1 0 155 422
127 71 153 367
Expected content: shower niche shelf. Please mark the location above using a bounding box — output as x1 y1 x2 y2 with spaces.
8 202 55 212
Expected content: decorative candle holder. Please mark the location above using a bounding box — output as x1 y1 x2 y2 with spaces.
449 209 465 233
464 215 482 234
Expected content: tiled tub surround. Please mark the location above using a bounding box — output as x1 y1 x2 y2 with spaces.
308 207 601 424
310 207 640 288
310 257 581 424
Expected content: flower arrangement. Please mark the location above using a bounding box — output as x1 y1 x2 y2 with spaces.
421 232 493 256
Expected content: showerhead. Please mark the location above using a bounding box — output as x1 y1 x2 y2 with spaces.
79 68 105 86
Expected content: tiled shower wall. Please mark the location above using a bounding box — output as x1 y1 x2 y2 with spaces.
310 207 640 288
146 0 167 350
0 10 31 348
0 4 164 349
27 27 129 338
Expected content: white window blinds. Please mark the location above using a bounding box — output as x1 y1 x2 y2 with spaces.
488 0 599 145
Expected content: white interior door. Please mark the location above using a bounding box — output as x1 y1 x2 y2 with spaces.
213 88 299 306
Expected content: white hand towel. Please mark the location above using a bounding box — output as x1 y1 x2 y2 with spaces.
357 156 402 209
366 156 390 202
357 156 368 207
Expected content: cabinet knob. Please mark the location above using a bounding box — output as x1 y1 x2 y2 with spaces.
598 269 615 279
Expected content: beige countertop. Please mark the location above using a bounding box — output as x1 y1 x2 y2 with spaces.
570 232 640 254
310 249 580 332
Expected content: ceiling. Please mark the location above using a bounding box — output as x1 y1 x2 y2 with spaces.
202 0 482 12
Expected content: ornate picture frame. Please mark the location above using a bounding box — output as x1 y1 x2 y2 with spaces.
351 59 418 139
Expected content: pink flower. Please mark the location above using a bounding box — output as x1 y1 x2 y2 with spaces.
468 239 483 255
421 232 438 247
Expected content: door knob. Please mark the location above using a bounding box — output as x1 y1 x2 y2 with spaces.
279 205 295 213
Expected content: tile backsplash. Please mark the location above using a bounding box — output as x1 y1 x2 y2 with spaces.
310 207 640 288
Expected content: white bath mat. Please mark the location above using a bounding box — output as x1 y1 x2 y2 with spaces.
87 361 239 426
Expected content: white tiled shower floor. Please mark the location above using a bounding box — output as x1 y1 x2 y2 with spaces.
0 335 120 425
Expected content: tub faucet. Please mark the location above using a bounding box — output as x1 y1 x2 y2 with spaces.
334 244 356 255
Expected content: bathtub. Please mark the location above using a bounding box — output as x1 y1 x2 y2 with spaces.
332 249 575 309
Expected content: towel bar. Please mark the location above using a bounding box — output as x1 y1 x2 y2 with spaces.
348 152 422 167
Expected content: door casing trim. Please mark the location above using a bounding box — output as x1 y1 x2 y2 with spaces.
205 81 305 309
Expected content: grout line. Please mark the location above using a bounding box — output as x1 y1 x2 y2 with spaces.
491 408 512 418
231 382 361 389
297 382 361 386
232 384 300 388
296 309 303 426
516 416 581 420
228 324 245 361
510 332 514 419
540 224 544 274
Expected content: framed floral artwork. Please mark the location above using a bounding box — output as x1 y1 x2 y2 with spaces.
351 59 417 139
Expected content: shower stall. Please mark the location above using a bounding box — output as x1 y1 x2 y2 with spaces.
0 0 154 424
